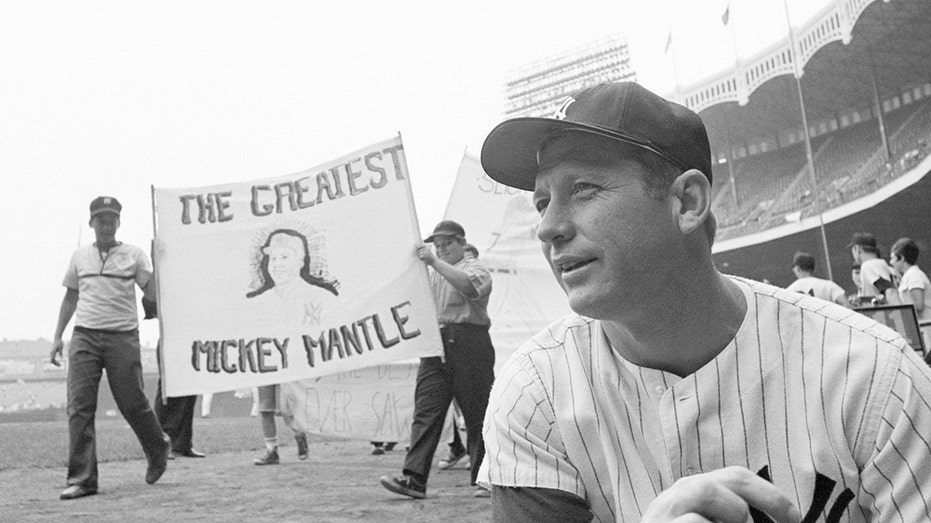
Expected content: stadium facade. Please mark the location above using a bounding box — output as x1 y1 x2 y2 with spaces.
668 0 931 292
503 34 636 119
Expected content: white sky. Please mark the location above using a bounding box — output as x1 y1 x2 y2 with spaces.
0 0 827 345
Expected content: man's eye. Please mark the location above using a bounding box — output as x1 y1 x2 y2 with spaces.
573 182 598 194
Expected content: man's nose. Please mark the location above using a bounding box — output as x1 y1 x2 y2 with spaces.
537 203 573 244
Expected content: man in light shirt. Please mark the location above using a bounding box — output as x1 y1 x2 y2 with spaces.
785 251 849 307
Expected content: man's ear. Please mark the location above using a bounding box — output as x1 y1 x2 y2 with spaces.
669 169 711 236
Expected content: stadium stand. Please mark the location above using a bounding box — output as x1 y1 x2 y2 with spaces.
674 0 931 257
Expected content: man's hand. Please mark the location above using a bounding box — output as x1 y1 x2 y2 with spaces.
416 244 436 266
642 467 800 523
50 339 64 367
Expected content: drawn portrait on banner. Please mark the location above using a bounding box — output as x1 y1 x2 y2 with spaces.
246 224 340 329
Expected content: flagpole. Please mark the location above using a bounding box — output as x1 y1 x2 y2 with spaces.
665 31 681 90
782 0 834 281
722 3 740 208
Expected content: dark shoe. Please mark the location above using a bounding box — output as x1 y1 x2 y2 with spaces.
371 445 385 455
437 447 467 470
380 474 426 499
295 433 308 461
60 485 97 500
254 448 280 465
384 442 396 451
173 449 206 458
473 486 491 498
146 440 170 484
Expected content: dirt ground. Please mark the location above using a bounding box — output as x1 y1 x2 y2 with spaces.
1 435 492 522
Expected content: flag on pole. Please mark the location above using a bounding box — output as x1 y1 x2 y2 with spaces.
664 32 673 54
721 4 730 25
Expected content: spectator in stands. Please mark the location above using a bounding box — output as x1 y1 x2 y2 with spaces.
848 232 899 305
785 252 849 307
890 237 931 351
51 196 170 500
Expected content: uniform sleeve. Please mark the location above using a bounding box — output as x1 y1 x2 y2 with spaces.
829 281 846 302
858 350 931 521
899 270 924 292
62 250 79 290
133 246 154 289
481 350 587 499
464 259 493 299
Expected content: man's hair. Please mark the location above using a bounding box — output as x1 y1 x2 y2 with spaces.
793 252 816 273
891 237 920 265
539 132 717 244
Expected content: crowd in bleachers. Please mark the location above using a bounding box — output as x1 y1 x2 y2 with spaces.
714 94 931 241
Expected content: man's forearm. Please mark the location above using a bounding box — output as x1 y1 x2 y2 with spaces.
431 259 479 298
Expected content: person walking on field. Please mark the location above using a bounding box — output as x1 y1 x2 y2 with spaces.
380 220 495 499
785 251 850 307
252 384 309 465
51 196 170 500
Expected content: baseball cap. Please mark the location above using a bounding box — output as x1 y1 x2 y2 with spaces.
89 196 122 218
481 81 713 191
792 252 816 272
847 232 878 250
425 220 466 243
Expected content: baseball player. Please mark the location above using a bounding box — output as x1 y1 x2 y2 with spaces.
785 251 850 307
477 82 931 522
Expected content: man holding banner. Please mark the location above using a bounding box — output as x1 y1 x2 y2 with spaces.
380 220 495 499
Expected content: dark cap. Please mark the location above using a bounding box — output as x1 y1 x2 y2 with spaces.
480 81 713 191
847 232 878 250
90 196 122 218
792 252 816 272
425 220 465 243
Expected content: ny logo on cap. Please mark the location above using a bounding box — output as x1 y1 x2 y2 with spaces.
103 197 112 205
553 97 575 120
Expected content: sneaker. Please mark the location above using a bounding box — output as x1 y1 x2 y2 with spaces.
380 474 426 499
295 433 308 461
254 448 280 465
437 447 467 470
473 486 491 498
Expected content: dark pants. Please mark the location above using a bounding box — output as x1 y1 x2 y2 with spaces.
66 327 168 489
154 381 197 453
403 323 495 486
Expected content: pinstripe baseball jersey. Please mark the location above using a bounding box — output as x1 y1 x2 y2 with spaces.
479 276 931 522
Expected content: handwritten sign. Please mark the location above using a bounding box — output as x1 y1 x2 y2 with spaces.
153 136 442 396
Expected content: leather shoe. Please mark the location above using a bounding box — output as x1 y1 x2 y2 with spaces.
60 485 97 500
173 449 206 458
146 440 170 484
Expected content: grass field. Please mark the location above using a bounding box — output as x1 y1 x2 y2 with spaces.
1 415 492 522
0 415 284 471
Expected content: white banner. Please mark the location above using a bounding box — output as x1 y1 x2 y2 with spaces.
153 136 443 396
443 150 571 365
280 361 418 441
